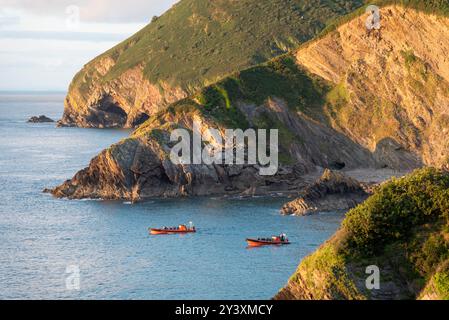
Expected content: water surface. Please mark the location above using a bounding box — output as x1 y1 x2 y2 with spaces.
0 93 344 299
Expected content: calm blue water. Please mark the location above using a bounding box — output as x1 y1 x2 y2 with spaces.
0 93 344 300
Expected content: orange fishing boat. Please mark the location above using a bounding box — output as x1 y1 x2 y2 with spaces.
149 223 196 235
246 234 290 247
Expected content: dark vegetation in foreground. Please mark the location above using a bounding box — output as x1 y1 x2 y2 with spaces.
277 168 449 300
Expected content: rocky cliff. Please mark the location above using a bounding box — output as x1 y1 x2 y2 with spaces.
280 169 368 215
51 106 310 200
50 3 449 200
59 0 365 128
275 168 449 300
296 3 449 168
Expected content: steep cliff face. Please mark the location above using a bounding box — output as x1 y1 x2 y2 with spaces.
275 168 449 300
50 4 449 200
61 64 187 128
58 0 365 128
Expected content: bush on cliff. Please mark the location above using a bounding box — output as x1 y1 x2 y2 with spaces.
277 168 449 300
342 168 449 256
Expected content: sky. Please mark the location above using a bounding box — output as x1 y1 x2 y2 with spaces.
0 0 179 91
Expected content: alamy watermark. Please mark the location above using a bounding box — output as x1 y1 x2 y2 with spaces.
169 120 279 176
66 265 80 291
65 5 80 30
365 5 381 31
365 265 380 290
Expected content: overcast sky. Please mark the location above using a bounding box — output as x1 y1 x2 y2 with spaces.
0 0 178 91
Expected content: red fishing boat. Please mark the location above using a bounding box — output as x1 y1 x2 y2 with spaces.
149 222 196 235
246 234 290 247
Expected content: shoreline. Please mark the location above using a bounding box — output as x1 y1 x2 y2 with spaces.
46 167 413 205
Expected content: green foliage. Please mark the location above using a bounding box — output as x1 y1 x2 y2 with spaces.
197 54 330 122
231 56 328 113
326 82 350 117
296 244 366 299
409 233 449 275
343 168 449 256
192 54 330 129
253 111 297 165
289 169 449 299
196 85 249 129
383 0 449 16
433 268 449 299
73 0 365 98
401 50 418 69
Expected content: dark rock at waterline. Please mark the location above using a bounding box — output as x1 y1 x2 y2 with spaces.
28 115 55 123
280 169 369 216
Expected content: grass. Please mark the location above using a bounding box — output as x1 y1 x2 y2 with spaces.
70 0 449 114
71 0 366 101
433 267 449 299
195 54 330 119
295 244 365 299
326 82 350 121
129 0 449 170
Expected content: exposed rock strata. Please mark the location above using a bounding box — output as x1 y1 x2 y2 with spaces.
57 66 188 128
280 169 368 215
51 111 310 201
295 5 449 168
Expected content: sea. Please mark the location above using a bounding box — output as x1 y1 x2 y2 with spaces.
0 92 344 299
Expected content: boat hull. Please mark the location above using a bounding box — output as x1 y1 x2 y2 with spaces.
246 239 290 247
150 228 196 235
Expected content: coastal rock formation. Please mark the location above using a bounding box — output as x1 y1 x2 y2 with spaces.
51 110 309 200
275 168 449 300
280 169 368 215
28 115 54 123
50 4 449 200
58 0 365 128
295 4 449 168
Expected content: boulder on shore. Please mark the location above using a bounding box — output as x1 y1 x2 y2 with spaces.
28 115 55 123
280 169 369 216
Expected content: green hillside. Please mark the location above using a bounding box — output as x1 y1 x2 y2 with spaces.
78 0 364 91
63 0 366 128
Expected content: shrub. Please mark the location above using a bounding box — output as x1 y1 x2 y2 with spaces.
410 233 449 275
342 168 449 256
